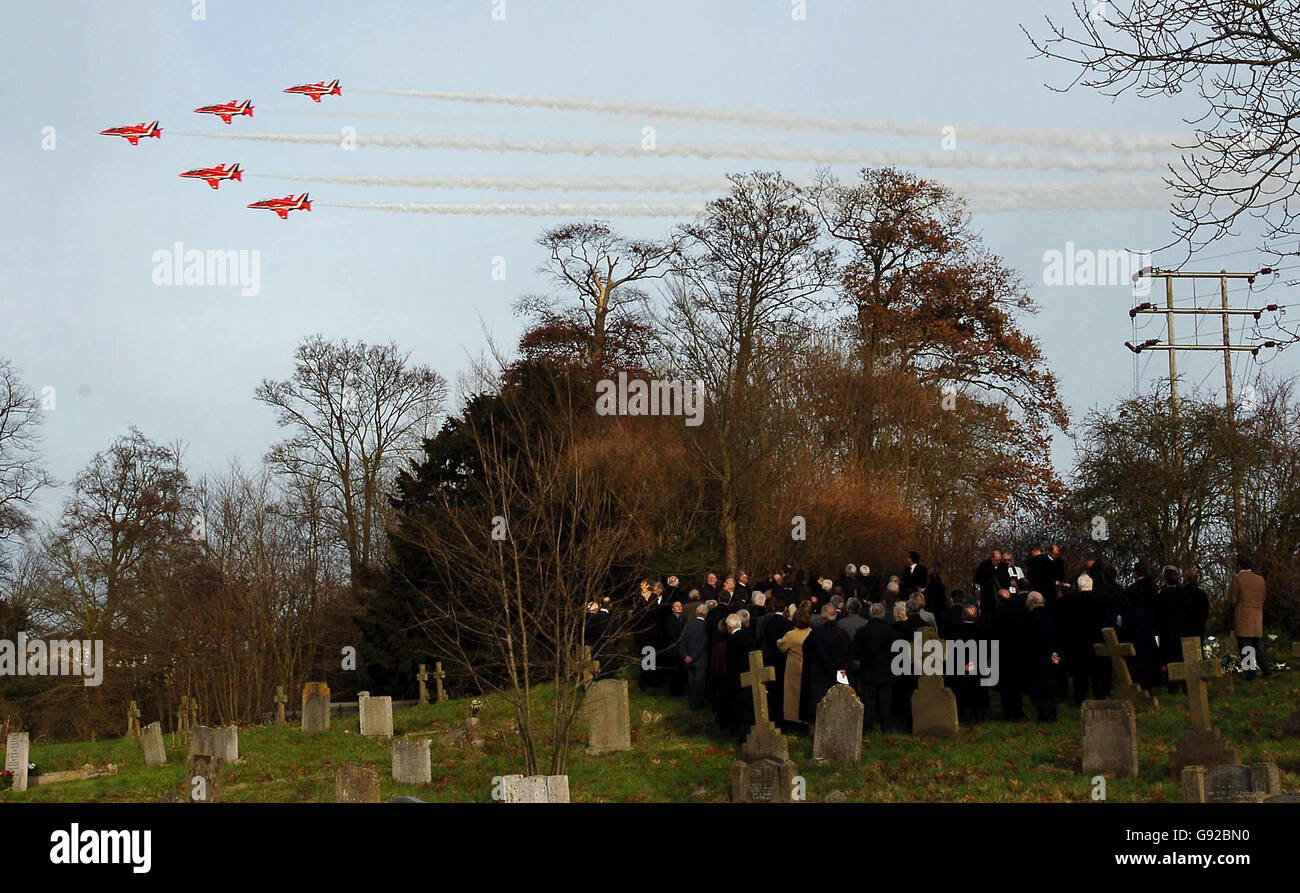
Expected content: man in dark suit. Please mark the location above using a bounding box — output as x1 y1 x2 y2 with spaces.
660 599 686 695
904 551 927 595
721 613 760 735
853 602 902 732
803 604 852 725
679 604 710 709
584 599 613 677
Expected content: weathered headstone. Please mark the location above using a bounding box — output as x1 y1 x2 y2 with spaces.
1081 699 1138 777
911 627 958 736
1095 627 1158 713
185 754 223 803
1168 637 1239 776
730 650 799 803
189 725 238 763
391 738 432 785
302 682 330 733
336 763 381 803
5 732 30 793
274 685 288 725
417 664 429 706
140 721 167 767
434 661 447 703
127 700 142 739
584 678 632 755
499 774 570 803
34 763 118 787
812 684 864 765
1183 763 1281 803
360 695 394 737
357 691 371 735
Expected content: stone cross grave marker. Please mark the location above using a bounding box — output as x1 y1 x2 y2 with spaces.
274 685 287 725
392 738 432 785
1095 627 1158 713
434 661 447 703
1081 699 1138 777
911 626 958 736
140 721 167 767
730 650 799 803
812 684 864 765
417 664 429 706
6 732 30 793
127 701 141 739
584 678 631 755
1168 636 1239 776
336 763 380 802
1182 762 1281 803
302 682 330 732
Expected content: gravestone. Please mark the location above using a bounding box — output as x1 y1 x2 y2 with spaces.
417 664 429 706
812 684 864 765
302 682 330 732
730 650 799 803
499 774 570 803
274 685 288 725
1182 763 1281 803
434 661 447 703
185 754 222 803
336 763 381 803
5 732 29 793
361 695 394 737
584 678 632 755
357 691 371 735
392 739 431 785
140 721 167 767
911 627 958 736
189 725 238 763
1081 699 1138 777
1168 637 1239 776
127 700 141 739
1095 627 1158 713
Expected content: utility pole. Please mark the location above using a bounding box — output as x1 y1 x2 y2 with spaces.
1125 267 1279 552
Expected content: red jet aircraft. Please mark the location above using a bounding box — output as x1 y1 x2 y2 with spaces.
283 79 341 102
99 121 162 146
179 163 243 190
247 193 311 220
194 99 254 124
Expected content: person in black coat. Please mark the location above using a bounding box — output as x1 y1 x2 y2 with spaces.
1025 547 1056 600
903 551 928 595
854 602 903 732
679 605 710 709
1179 569 1211 643
1025 592 1060 722
802 604 852 725
660 599 686 695
721 615 760 735
950 604 991 724
584 599 613 677
1119 562 1159 691
1057 573 1099 706
1154 566 1184 692
995 587 1030 720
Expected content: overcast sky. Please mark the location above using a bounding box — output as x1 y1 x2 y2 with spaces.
3 0 1292 521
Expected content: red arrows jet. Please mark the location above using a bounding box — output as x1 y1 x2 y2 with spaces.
248 193 311 220
283 79 341 102
99 121 162 146
179 163 243 190
194 99 254 124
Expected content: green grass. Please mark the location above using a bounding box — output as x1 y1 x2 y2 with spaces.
3 668 1297 802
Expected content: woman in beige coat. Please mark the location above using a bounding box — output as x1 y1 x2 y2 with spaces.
777 609 813 724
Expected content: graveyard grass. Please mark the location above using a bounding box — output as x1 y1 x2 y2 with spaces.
3 667 1298 802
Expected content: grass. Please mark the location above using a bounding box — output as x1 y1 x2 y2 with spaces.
3 666 1297 803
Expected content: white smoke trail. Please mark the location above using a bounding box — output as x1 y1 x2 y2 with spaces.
253 172 728 192
320 201 710 216
175 130 1172 172
356 88 1181 154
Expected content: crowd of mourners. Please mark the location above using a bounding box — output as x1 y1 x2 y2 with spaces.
584 546 1270 738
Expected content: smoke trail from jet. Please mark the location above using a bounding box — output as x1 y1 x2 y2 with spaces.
175 130 1172 172
356 88 1181 154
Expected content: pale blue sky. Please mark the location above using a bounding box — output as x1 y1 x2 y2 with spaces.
2 0 1291 519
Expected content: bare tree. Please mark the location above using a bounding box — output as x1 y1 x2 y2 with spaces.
255 336 447 587
0 358 53 552
1026 2 1300 261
